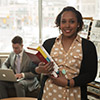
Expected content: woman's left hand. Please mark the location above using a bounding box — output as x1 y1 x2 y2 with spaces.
50 71 67 87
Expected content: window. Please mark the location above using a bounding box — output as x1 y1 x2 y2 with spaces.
0 0 100 52
0 0 38 52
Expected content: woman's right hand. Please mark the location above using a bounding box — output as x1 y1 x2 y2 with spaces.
35 62 54 75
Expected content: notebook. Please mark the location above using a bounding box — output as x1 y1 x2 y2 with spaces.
0 69 23 82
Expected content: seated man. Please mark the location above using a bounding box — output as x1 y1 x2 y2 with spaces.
0 36 40 99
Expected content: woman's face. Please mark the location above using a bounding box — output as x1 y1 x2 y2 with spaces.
60 11 79 38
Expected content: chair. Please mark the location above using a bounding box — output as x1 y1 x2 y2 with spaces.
7 85 40 98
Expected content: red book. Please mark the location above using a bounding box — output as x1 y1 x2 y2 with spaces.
26 46 59 78
36 51 48 64
25 47 48 64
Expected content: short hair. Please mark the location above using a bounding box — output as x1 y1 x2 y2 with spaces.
12 36 23 45
55 6 83 33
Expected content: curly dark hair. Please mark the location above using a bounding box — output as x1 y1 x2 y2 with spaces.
55 6 83 33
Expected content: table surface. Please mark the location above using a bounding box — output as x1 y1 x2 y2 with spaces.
1 97 37 100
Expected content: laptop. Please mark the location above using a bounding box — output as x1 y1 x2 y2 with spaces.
0 69 23 82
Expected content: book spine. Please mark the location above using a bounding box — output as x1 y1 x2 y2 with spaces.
36 51 48 64
40 46 58 67
37 46 50 62
37 46 59 78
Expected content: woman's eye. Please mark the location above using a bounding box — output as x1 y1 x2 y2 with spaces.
61 20 66 23
70 20 75 23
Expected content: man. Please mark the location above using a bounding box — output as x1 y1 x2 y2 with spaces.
0 36 39 99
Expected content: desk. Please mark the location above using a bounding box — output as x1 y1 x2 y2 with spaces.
1 97 37 100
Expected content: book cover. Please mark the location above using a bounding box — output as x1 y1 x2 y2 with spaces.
25 47 48 64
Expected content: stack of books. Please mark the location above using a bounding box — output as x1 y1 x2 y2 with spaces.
25 45 59 77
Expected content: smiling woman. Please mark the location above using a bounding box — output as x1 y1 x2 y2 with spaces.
30 6 97 100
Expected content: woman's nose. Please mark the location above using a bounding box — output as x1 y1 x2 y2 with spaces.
65 22 70 28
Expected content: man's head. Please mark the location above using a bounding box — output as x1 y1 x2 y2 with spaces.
12 36 23 54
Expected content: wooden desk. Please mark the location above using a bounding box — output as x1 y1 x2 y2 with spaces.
1 97 37 100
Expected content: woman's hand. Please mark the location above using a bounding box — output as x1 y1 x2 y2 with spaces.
50 71 68 87
35 62 54 75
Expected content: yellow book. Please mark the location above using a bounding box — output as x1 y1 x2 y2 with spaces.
37 46 51 62
37 46 47 59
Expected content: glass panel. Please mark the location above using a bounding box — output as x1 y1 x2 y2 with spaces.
0 0 38 52
0 0 100 52
77 0 100 19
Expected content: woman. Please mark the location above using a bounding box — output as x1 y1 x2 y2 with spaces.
31 6 97 100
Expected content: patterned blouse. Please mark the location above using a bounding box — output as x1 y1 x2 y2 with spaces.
42 34 83 100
